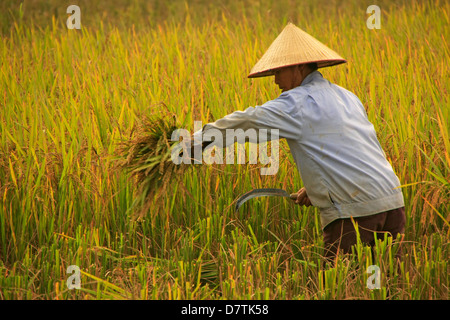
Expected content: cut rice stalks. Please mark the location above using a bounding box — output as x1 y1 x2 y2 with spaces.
114 112 190 218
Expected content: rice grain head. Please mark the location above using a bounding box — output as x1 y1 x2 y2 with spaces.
115 112 188 218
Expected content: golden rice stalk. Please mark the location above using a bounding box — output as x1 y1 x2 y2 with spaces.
115 113 188 217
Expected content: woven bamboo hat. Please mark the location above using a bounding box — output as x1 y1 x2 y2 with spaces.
248 23 346 78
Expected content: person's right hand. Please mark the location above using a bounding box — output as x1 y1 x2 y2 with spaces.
293 187 312 206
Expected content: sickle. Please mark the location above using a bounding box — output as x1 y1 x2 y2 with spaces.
235 188 297 212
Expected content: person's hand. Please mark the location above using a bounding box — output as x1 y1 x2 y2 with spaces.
293 187 312 206
178 136 212 160
177 135 193 158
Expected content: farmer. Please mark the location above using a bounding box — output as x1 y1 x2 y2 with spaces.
193 23 405 260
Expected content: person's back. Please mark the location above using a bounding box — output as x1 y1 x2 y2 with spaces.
284 71 404 228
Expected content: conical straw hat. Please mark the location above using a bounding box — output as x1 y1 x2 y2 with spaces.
248 23 346 78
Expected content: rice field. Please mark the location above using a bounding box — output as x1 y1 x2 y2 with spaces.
0 0 448 300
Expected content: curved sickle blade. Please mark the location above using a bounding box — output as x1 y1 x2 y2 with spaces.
235 188 297 212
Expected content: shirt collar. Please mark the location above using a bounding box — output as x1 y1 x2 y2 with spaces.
301 70 322 86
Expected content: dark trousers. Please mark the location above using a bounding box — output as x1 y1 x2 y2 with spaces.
323 207 406 260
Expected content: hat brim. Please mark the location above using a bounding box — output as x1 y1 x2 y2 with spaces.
248 59 347 78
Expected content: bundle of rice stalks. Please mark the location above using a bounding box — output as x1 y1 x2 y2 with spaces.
115 113 189 218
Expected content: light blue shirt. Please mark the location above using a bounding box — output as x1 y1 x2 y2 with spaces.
196 71 404 229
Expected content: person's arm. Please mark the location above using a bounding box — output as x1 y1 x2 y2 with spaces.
194 92 302 148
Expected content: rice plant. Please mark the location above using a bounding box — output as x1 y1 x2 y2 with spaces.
0 0 448 300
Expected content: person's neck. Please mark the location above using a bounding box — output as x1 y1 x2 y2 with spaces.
300 69 316 86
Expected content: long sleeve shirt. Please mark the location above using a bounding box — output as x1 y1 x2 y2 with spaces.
194 71 404 229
